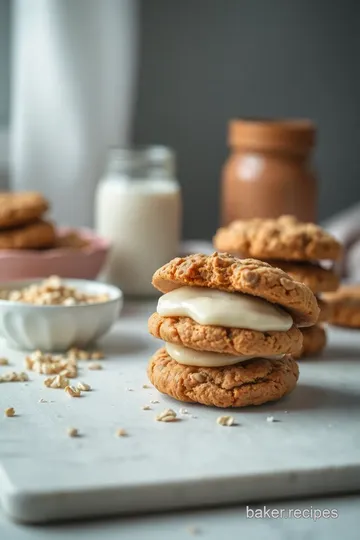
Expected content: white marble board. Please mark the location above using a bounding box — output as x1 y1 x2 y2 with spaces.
0 301 360 523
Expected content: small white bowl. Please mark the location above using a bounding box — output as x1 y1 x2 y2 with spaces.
0 279 123 351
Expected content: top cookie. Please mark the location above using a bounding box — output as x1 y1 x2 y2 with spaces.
213 215 342 261
0 192 49 229
152 252 319 327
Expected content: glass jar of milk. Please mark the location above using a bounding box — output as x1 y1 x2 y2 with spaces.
95 146 181 296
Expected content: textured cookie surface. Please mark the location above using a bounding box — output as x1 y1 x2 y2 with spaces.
149 313 303 356
152 252 319 327
148 348 299 408
269 261 340 294
0 192 49 228
213 216 342 261
323 285 360 328
0 220 56 249
294 324 327 359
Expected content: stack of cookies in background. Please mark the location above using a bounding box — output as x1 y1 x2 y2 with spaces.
0 192 56 250
214 216 342 358
148 253 319 408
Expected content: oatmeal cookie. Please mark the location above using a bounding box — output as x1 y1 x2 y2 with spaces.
0 192 49 229
213 216 342 261
0 220 56 249
323 285 360 328
148 313 303 356
294 325 327 358
148 348 299 408
269 261 339 293
152 252 319 327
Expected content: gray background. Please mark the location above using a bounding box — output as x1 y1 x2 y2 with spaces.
1 0 360 238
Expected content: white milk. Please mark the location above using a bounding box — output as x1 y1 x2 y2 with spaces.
95 176 181 296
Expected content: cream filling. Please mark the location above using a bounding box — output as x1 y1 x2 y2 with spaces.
157 286 293 332
165 343 284 368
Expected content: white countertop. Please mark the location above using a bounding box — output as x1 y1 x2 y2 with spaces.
0 300 360 537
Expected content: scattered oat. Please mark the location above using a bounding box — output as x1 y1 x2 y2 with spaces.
217 415 235 427
4 407 15 417
191 415 197 419
156 408 177 422
67 427 79 437
0 357 9 366
38 398 48 403
116 428 128 437
25 350 78 378
0 276 109 306
142 405 151 410
78 350 90 360
126 387 133 391
77 381 91 391
284 410 288 414
64 385 81 398
150 399 160 404
88 362 102 370
91 350 104 360
0 371 29 382
179 407 189 415
44 374 69 389
186 525 201 535
266 416 275 423
142 384 151 389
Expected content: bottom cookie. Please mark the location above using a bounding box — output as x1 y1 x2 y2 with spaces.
294 325 327 359
147 348 299 408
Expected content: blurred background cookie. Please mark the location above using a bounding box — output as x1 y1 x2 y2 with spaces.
323 285 360 329
0 192 49 229
0 219 56 250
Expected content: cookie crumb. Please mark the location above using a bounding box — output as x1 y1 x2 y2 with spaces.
179 407 189 415
116 428 127 437
156 408 177 422
91 350 104 360
67 427 79 437
88 362 102 370
187 525 201 535
64 385 81 398
150 399 160 404
77 381 91 391
5 407 15 417
44 374 69 389
0 371 29 382
0 357 9 365
216 415 234 427
266 416 275 423
142 384 151 389
142 405 151 410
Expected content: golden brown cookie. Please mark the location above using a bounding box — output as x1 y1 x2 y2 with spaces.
0 192 49 229
213 215 342 261
0 220 56 250
148 348 299 408
149 313 303 356
323 285 360 328
269 261 340 293
294 325 327 358
152 252 319 327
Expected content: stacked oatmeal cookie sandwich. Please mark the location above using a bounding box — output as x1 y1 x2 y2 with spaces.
214 216 342 358
147 253 319 408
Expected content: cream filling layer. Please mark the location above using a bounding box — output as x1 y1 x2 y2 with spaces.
157 286 293 332
165 343 284 368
